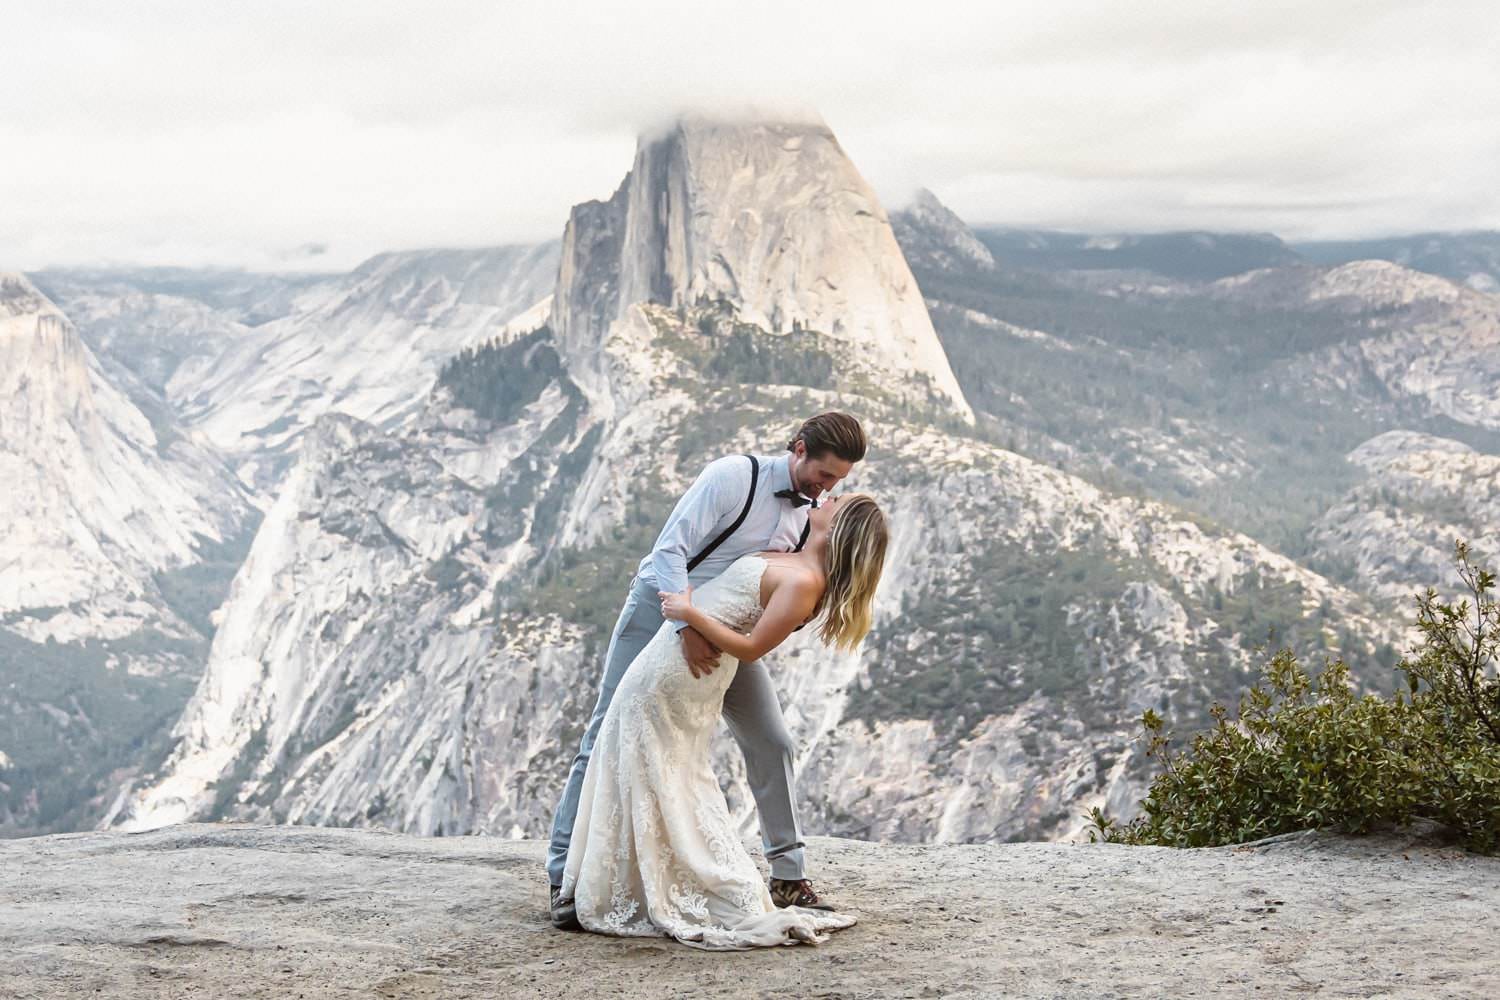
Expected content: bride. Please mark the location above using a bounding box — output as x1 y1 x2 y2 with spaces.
558 492 889 949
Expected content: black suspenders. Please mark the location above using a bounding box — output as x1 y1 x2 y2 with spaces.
684 453 813 572
686 455 760 572
683 454 813 631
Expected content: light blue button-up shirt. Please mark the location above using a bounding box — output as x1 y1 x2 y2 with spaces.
638 452 814 598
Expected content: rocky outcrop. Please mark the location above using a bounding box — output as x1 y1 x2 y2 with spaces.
4 822 1497 998
1313 430 1500 606
0 272 261 837
1217 261 1500 432
550 115 971 418
890 188 996 273
0 272 254 643
107 358 598 834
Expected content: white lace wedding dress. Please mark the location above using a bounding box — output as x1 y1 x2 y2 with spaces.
559 554 857 949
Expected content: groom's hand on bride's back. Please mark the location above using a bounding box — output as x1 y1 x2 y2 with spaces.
680 627 721 679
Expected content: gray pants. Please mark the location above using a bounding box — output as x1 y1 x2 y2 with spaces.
546 573 805 887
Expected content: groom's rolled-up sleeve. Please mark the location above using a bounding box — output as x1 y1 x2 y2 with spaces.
650 456 747 600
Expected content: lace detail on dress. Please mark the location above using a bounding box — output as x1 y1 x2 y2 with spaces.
559 555 857 950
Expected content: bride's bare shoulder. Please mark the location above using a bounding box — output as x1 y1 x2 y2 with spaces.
759 554 823 589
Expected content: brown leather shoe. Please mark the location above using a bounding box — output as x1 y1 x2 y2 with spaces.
769 877 836 911
549 884 581 930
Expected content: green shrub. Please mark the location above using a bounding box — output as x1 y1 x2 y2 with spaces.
1089 540 1500 854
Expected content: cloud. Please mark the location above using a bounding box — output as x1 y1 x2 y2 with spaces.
3 0 1496 269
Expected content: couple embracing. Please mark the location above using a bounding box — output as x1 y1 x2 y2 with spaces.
545 411 889 950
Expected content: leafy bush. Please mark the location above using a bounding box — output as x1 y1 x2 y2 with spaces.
1089 541 1500 854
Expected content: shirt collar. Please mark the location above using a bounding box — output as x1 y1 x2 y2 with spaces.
769 452 795 496
769 452 816 506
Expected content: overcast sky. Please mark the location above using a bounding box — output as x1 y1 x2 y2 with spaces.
5 0 1497 271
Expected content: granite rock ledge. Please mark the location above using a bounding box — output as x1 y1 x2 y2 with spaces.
2 822 1496 998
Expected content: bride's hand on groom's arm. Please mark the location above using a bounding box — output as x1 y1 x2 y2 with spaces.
659 586 694 622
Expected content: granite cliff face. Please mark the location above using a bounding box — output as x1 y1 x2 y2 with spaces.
4 248 559 836
0 273 259 836
550 116 970 418
0 273 253 644
108 364 600 834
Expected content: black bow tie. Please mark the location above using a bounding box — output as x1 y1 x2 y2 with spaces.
775 488 816 509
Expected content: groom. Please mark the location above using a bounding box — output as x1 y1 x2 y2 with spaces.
547 411 867 929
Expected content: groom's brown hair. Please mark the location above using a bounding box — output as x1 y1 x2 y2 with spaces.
788 412 866 463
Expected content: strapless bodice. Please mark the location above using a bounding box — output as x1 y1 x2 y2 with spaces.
690 554 768 634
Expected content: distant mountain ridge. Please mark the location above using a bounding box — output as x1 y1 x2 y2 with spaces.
42 246 560 492
973 227 1301 281
889 193 1500 291
1297 231 1500 293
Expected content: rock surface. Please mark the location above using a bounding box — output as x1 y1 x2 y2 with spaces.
3 822 1497 998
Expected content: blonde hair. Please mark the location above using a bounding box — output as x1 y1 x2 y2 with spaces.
814 493 889 651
